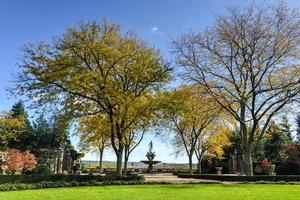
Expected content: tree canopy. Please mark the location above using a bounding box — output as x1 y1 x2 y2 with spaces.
171 2 300 175
15 20 172 176
0 112 25 150
160 85 231 174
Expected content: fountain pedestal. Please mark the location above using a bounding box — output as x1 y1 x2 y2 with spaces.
140 160 161 173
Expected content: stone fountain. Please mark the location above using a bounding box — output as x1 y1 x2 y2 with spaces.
140 141 161 173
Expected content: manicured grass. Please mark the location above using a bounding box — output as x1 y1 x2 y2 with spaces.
0 184 300 200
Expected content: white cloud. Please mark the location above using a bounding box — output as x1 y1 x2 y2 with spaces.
151 26 159 32
150 26 163 35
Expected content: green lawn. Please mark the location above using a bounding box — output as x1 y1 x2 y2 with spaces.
0 184 300 200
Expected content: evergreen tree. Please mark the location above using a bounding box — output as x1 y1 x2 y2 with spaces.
7 101 34 151
279 115 293 143
32 114 70 151
264 121 286 162
32 114 53 150
50 115 71 148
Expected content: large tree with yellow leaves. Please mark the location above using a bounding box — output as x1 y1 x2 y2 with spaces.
162 85 230 174
14 20 172 176
77 114 111 172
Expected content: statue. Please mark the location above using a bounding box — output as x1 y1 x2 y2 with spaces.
146 141 155 162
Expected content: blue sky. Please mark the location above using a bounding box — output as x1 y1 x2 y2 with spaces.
1 0 300 163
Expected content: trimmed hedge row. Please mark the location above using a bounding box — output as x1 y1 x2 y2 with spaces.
0 174 144 184
0 180 144 192
178 174 300 182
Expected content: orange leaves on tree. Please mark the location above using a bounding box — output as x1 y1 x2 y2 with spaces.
22 151 37 171
3 149 37 174
3 149 23 172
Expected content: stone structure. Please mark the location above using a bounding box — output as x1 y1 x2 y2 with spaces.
140 141 161 173
36 148 82 174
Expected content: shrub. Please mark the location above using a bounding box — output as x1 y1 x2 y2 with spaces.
276 162 300 175
80 166 89 174
22 151 37 172
178 174 300 182
3 149 37 174
0 180 144 191
0 174 144 184
34 164 52 175
261 158 271 173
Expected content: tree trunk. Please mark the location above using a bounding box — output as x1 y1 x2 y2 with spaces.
99 147 104 173
243 148 253 176
197 158 202 174
239 101 253 175
188 155 193 175
124 154 129 176
115 147 124 177
109 116 124 177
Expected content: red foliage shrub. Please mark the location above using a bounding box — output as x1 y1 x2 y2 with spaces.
22 151 37 172
3 149 37 174
261 158 271 173
3 149 23 173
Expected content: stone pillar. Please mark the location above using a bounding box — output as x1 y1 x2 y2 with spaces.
56 148 63 174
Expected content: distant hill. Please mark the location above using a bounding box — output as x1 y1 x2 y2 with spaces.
82 160 148 168
82 160 192 169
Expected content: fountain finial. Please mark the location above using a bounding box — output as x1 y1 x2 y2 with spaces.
149 141 153 152
146 141 156 162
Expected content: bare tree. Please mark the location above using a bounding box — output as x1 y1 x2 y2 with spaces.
171 2 300 175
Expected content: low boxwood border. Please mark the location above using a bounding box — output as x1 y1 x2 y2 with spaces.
178 174 300 182
0 180 144 192
3 177 300 191
0 174 144 184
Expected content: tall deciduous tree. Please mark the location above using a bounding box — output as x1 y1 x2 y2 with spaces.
171 2 300 175
123 128 145 174
14 20 172 176
78 114 111 172
122 95 159 173
162 85 224 174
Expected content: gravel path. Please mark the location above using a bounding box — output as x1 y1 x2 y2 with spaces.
144 173 229 184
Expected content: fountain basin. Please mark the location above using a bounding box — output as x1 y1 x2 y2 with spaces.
140 160 161 165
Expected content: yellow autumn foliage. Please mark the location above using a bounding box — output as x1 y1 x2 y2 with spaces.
0 112 26 145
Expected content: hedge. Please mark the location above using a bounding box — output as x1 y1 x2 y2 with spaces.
0 180 144 192
177 174 300 182
0 174 144 184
